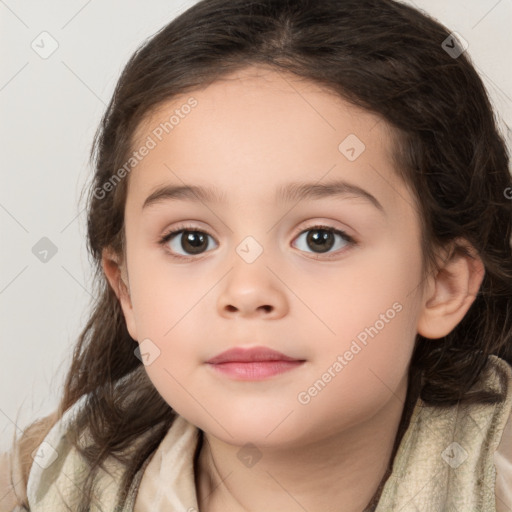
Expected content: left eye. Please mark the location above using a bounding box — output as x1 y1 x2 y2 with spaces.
292 226 355 256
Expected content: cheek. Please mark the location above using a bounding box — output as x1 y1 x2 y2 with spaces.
126 253 209 374
302 236 423 349
140 358 205 427
303 243 422 403
127 250 202 334
293 299 419 442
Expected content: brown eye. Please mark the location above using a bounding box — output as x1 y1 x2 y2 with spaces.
160 228 217 257
178 230 209 254
159 223 355 261
305 229 336 253
292 225 354 256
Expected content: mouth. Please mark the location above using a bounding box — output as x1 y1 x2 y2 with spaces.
205 346 305 381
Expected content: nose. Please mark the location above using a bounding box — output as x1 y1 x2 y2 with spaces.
216 263 288 319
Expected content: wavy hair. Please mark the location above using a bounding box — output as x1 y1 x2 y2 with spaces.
12 0 512 509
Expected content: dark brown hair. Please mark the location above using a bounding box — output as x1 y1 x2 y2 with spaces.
12 0 512 509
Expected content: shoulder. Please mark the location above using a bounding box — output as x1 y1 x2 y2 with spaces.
0 395 89 511
23 394 107 510
375 354 512 511
23 394 164 511
0 409 59 511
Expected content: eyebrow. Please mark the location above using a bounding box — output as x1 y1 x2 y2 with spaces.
142 179 385 213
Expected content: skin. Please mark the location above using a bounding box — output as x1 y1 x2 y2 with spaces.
102 64 485 512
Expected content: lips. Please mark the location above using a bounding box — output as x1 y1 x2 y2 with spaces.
205 346 305 381
206 346 303 364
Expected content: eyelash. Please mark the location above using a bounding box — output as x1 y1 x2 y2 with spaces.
157 222 357 261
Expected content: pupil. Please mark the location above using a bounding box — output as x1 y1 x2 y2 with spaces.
307 229 334 253
182 231 207 254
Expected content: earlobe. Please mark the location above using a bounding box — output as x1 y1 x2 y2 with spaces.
101 247 138 340
417 241 485 340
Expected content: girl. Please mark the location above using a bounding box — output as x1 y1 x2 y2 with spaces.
2 0 512 510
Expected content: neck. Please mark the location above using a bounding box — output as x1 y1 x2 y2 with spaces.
194 373 418 512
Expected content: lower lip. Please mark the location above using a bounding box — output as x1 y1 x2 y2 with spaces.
206 360 304 380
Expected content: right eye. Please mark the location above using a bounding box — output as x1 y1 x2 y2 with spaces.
158 225 218 260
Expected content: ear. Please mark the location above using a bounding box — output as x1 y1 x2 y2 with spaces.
417 239 485 340
101 247 138 341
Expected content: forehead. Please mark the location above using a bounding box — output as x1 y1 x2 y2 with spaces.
126 65 412 215
133 64 385 148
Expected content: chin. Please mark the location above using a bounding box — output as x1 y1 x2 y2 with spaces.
201 410 313 449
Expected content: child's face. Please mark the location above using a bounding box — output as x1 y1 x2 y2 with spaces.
117 65 428 447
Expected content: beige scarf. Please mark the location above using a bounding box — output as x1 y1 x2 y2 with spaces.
22 355 512 511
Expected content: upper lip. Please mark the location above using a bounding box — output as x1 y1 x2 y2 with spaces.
206 346 303 364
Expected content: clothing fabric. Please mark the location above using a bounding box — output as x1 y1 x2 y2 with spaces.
1 354 511 511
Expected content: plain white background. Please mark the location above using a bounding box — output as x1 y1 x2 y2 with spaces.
1 0 511 451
